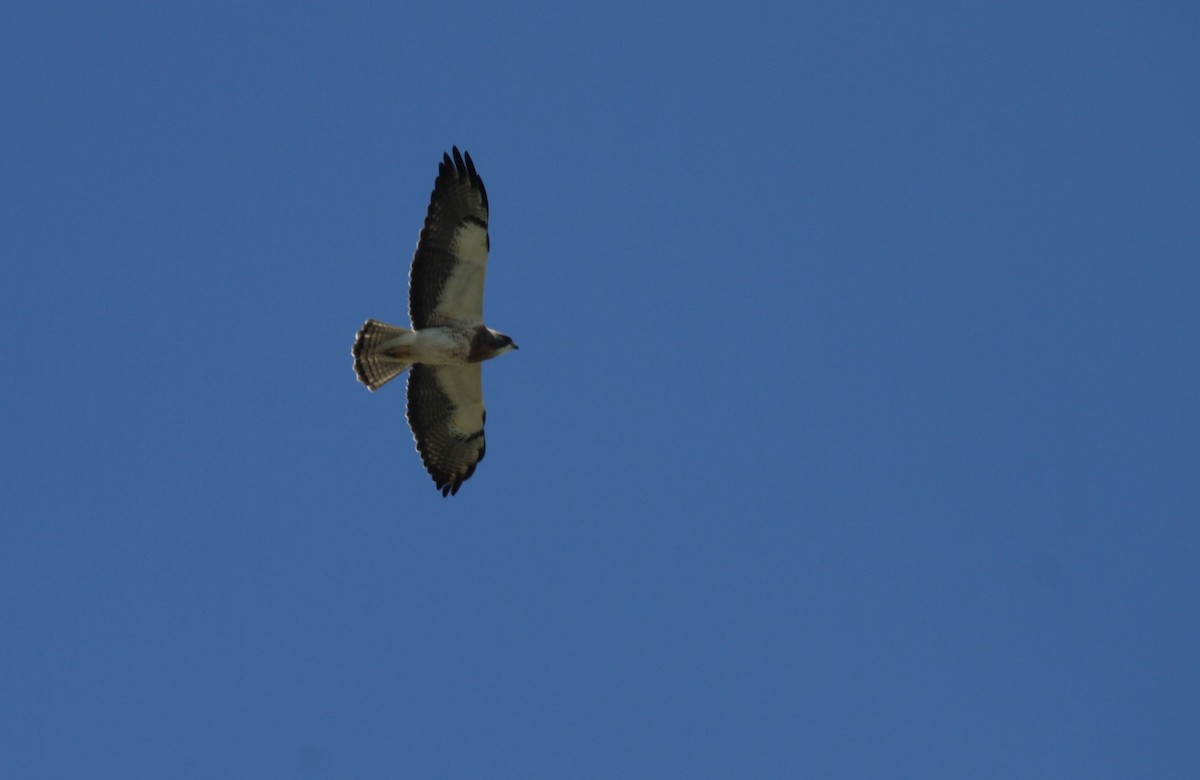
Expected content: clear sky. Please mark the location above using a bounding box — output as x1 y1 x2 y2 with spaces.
2 1 1198 777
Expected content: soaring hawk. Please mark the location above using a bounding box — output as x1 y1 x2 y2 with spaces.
353 148 518 496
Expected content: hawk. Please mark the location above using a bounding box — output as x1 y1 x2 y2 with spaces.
353 148 518 496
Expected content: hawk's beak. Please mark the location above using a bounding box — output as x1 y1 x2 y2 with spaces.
512 343 520 350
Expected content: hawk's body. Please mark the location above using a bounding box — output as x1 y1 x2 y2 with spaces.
353 148 517 496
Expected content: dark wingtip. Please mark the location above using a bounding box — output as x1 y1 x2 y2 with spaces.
434 471 463 497
432 457 480 496
441 146 487 210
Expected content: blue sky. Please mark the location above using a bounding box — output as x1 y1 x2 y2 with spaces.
2 1 1198 777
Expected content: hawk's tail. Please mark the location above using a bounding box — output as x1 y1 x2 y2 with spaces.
353 319 414 391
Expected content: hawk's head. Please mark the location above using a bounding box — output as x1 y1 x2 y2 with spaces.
469 327 519 362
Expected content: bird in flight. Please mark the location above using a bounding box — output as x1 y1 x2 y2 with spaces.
353 148 518 496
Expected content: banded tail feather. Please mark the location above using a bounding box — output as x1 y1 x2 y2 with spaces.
353 319 414 391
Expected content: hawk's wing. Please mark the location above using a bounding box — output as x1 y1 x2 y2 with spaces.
406 363 487 496
409 147 490 329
